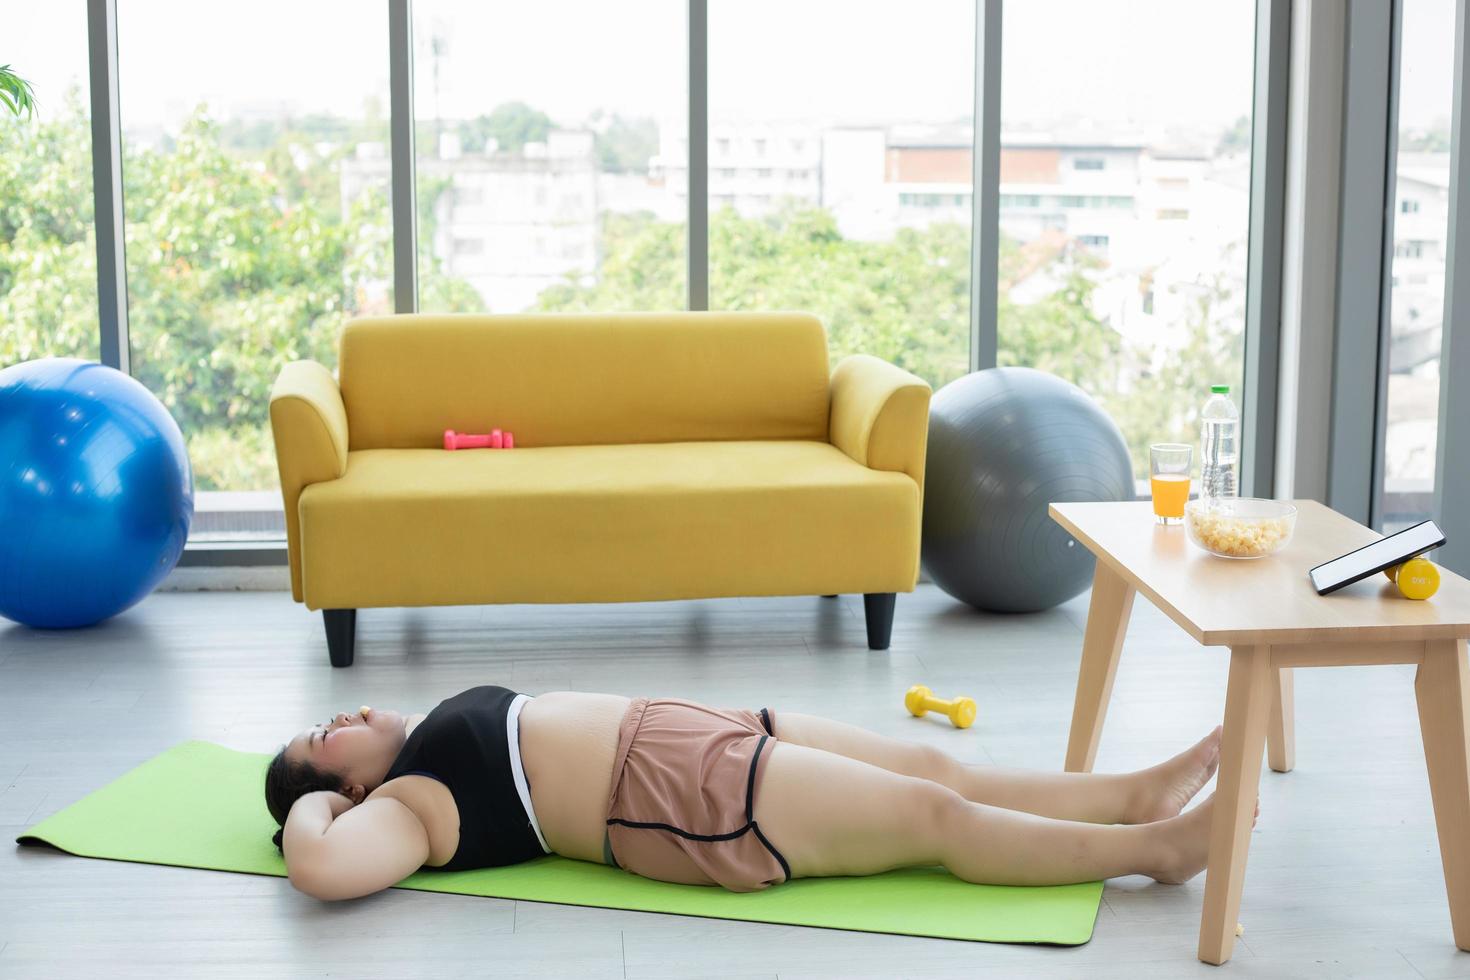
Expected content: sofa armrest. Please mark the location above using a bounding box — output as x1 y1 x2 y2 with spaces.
829 355 932 492
270 360 349 602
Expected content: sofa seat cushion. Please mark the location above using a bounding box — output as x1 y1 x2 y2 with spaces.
297 441 920 609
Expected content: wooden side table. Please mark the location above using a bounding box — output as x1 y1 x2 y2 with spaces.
1049 500 1470 965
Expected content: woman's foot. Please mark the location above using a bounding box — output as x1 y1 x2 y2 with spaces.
1147 793 1260 885
1126 726 1223 824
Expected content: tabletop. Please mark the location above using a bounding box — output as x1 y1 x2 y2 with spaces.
1049 499 1470 646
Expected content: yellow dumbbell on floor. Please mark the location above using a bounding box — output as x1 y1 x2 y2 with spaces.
905 685 977 729
1383 557 1440 600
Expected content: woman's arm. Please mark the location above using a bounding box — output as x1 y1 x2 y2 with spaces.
284 791 431 901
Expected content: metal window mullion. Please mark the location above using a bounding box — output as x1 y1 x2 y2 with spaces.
1240 0 1291 499
688 0 709 311
1433 0 1470 574
969 0 1001 372
390 0 418 314
1326 0 1397 524
87 0 129 372
1368 0 1406 529
1274 0 1348 502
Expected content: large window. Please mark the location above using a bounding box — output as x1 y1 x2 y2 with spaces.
0 5 100 364
117 0 392 542
707 0 975 388
999 1 1255 483
1381 0 1454 530
14 3 1318 559
412 1 685 315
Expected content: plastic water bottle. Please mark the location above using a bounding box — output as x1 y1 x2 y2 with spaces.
1200 384 1239 500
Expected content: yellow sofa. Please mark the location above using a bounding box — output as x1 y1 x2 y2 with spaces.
269 312 931 666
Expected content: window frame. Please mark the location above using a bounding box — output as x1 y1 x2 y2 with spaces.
76 0 1297 567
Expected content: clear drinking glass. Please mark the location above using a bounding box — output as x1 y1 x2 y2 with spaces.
1150 443 1193 525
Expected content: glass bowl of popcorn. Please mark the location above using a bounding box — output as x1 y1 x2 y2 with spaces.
1184 498 1298 559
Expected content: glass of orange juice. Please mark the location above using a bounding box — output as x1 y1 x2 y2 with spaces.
1150 443 1192 525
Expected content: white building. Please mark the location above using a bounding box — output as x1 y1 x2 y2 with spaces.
1384 151 1451 489
341 130 601 313
1390 153 1451 367
650 122 823 216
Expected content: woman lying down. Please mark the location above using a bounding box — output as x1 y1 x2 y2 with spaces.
265 686 1232 901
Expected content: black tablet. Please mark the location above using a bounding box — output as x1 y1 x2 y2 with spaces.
1309 519 1446 596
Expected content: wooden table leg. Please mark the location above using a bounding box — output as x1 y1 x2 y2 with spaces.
1416 638 1470 952
1198 644 1272 965
1064 560 1135 773
1268 667 1295 773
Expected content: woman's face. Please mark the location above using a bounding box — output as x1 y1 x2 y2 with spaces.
284 706 410 800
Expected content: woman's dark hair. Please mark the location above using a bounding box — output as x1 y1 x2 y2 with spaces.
264 747 348 852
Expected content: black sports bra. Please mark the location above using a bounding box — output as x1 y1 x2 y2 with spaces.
383 685 549 871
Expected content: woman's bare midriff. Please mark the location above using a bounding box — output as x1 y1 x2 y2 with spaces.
518 691 631 861
372 691 631 868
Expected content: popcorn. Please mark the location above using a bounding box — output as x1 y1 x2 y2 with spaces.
1186 506 1294 558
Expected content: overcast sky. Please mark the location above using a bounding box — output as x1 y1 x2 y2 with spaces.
10 0 1453 137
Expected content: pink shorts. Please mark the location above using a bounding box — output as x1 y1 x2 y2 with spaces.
603 697 790 892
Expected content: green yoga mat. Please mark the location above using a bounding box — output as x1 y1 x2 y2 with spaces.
15 740 1102 945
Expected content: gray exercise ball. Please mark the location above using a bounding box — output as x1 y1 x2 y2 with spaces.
922 367 1135 613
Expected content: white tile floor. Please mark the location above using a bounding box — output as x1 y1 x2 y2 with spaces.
1 583 1465 978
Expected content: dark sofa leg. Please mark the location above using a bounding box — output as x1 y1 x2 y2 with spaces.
863 593 896 650
323 609 357 667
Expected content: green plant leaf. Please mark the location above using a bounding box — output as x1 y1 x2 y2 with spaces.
0 65 38 119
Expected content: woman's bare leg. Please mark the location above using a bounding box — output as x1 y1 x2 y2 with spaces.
771 712 1221 826
754 741 1224 886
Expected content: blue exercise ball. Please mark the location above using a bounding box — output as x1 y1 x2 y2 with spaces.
922 367 1135 613
0 358 193 628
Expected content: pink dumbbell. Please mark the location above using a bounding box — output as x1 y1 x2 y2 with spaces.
444 428 516 450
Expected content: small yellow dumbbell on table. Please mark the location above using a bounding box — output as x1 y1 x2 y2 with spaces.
905 685 977 729
1383 557 1440 600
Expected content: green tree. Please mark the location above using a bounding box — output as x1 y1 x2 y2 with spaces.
1 100 400 492
121 111 353 436
0 91 100 362
998 236 1243 480
997 235 1120 397
457 101 553 154
1108 266 1245 479
539 203 973 387
536 210 685 313
590 112 660 173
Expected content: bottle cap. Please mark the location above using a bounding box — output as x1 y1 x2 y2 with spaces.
1210 384 1230 394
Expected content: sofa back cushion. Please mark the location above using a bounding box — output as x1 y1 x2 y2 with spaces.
338 312 831 449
